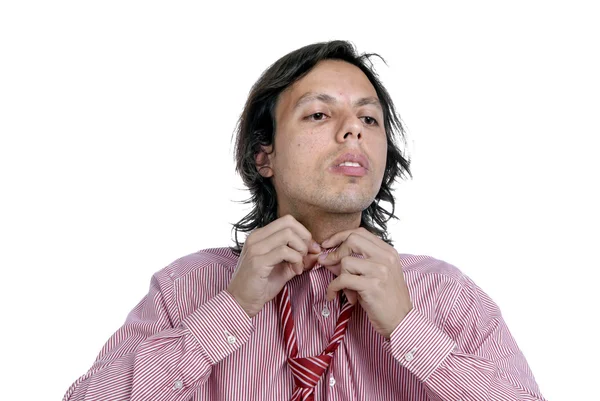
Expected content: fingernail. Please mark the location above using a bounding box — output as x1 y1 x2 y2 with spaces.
311 240 321 251
318 254 326 264
321 239 330 247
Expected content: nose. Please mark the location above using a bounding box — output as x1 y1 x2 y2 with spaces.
336 114 362 143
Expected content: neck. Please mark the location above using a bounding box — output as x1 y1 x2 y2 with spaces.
278 206 362 246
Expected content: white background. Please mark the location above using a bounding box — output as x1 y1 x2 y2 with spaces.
1 1 598 400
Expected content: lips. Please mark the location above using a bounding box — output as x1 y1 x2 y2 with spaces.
329 152 369 177
331 152 370 169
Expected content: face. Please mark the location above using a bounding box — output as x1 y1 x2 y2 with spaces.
256 59 388 217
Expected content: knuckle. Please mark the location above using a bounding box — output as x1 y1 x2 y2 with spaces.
244 245 257 258
251 244 266 256
365 276 378 289
347 233 359 244
386 254 397 266
282 244 296 257
288 250 302 263
245 256 258 270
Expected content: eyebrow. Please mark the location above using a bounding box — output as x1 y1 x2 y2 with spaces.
292 92 382 111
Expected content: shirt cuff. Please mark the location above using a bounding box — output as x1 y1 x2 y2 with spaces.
182 290 255 365
382 307 456 382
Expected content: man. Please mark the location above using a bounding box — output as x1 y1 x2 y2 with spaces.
63 40 547 400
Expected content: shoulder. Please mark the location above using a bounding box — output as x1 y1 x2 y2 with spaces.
398 253 468 284
156 247 239 282
397 253 474 319
145 247 238 321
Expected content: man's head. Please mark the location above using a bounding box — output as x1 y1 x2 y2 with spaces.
232 40 412 252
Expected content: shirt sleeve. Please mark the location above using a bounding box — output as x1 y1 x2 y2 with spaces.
63 272 254 401
381 275 547 401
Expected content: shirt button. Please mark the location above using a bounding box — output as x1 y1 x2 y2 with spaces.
173 380 183 390
329 377 336 387
321 305 330 317
227 335 237 344
405 351 414 362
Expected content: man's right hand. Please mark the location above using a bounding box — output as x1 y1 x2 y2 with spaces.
226 214 322 318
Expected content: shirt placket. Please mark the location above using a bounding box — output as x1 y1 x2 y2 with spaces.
309 268 339 334
308 266 343 400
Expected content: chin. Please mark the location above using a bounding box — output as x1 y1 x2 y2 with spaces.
323 195 375 214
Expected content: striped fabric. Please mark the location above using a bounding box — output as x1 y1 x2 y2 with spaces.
279 285 354 400
63 247 548 401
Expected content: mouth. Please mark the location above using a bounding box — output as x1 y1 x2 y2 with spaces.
337 161 363 167
330 164 367 177
329 153 369 177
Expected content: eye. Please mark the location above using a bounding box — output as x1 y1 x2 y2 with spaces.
361 116 379 126
306 112 328 121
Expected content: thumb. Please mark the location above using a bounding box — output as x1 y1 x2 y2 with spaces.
303 252 321 271
344 289 358 305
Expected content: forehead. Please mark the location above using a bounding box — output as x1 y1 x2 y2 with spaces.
294 60 375 92
277 60 378 114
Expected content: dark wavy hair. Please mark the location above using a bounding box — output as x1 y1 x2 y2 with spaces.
230 40 412 255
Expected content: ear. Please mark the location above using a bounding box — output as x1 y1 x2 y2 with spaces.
255 144 274 178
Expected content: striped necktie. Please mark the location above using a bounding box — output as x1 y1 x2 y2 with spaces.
278 285 355 401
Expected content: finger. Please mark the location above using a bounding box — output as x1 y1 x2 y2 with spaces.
319 233 380 266
250 215 321 253
268 259 301 284
326 274 368 302
303 252 322 271
324 256 380 277
321 227 378 249
344 289 358 305
320 228 354 249
256 228 309 257
324 262 342 276
323 263 357 304
256 245 304 275
323 259 364 305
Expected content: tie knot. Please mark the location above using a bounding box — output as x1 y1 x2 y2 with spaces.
288 354 333 388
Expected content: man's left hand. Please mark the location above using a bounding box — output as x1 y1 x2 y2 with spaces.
319 228 413 339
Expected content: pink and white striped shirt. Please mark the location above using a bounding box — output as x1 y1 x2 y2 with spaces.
63 247 547 401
